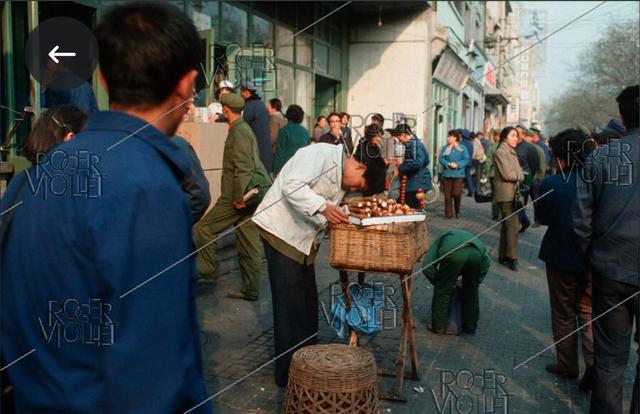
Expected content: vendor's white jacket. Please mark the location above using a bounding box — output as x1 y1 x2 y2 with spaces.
252 143 346 256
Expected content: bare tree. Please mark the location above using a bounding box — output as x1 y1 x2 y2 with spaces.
546 19 640 135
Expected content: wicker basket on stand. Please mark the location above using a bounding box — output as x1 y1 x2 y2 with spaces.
329 221 428 274
283 344 379 414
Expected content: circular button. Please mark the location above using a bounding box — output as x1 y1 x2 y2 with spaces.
25 17 99 92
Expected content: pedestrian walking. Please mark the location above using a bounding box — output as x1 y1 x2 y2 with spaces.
458 129 475 196
439 129 470 219
252 143 387 387
534 128 595 390
194 93 272 301
514 124 540 232
241 81 273 171
267 98 286 153
573 85 639 414
272 104 310 174
494 126 525 272
422 230 491 334
1 3 210 412
483 128 501 220
524 130 547 227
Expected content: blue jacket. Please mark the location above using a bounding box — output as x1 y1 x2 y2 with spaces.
398 135 432 192
171 135 211 223
438 144 470 178
0 111 210 413
535 171 587 273
243 98 273 172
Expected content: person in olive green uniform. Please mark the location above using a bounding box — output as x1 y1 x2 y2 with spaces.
422 229 491 334
194 93 271 301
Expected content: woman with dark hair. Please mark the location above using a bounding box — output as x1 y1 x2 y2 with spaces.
313 115 327 143
23 105 88 163
272 104 310 174
268 98 286 152
494 126 524 271
534 129 595 389
438 129 470 219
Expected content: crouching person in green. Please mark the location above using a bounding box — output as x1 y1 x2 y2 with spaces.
422 230 491 334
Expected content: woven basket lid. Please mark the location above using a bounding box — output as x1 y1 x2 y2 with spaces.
288 344 377 392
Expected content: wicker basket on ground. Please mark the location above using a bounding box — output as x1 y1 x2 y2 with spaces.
329 221 428 275
283 344 379 414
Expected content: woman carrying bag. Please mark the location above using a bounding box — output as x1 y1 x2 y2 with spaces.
493 127 524 272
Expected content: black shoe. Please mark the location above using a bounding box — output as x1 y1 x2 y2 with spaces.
579 366 594 392
498 257 506 265
545 363 578 379
519 221 530 233
507 259 519 272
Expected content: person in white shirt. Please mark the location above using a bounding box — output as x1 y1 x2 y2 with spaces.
252 142 387 387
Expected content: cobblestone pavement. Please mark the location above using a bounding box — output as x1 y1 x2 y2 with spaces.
194 198 638 414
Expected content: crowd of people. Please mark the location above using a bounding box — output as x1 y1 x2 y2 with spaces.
0 2 637 414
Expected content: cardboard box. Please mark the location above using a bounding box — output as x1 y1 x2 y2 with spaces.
204 169 223 209
176 122 228 170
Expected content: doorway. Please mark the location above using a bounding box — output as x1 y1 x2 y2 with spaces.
314 74 339 119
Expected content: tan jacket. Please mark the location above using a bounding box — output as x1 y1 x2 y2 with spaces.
493 143 524 202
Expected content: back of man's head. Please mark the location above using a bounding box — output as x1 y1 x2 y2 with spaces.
96 2 201 108
616 85 639 129
354 143 387 196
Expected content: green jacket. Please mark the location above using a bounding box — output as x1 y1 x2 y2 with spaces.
422 230 491 284
483 142 499 178
533 143 547 182
221 118 270 204
272 122 310 173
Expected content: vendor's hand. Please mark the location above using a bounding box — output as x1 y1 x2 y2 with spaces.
322 203 349 224
233 201 247 210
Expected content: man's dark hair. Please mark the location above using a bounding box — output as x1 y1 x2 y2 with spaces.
327 112 341 122
593 128 622 146
269 98 283 113
447 129 461 142
23 105 88 163
285 104 304 124
549 128 594 169
371 113 384 124
354 143 388 196
616 85 639 129
339 112 350 120
95 2 201 107
364 124 383 140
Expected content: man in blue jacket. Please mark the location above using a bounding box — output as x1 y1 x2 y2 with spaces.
391 123 432 208
1 3 210 413
573 85 639 414
241 81 273 172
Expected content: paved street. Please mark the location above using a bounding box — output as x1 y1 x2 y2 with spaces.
195 198 638 414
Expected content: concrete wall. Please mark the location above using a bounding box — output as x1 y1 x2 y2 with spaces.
347 7 433 150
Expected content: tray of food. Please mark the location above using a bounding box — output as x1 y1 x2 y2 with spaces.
343 197 426 226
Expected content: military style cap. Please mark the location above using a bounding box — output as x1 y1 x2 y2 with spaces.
220 93 245 111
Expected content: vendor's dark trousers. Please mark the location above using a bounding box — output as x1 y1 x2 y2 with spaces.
498 201 520 260
589 276 639 414
431 245 482 333
545 267 594 375
464 165 475 195
443 177 463 218
262 240 318 387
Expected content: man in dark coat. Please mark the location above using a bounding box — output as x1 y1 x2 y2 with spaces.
573 85 639 414
0 3 210 412
241 81 273 172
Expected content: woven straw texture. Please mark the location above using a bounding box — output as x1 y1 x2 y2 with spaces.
329 221 428 274
283 344 379 414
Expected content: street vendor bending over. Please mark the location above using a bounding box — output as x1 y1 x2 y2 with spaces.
252 142 387 387
422 229 491 335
